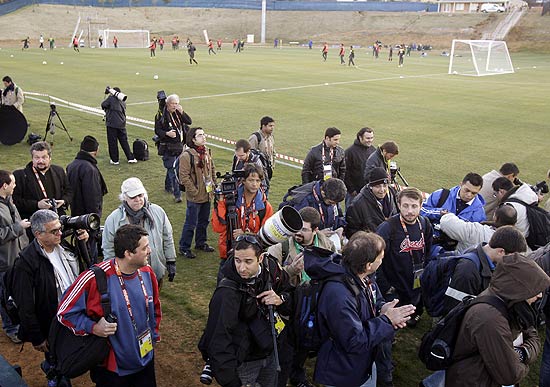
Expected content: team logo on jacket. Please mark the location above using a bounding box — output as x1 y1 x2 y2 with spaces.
399 235 425 253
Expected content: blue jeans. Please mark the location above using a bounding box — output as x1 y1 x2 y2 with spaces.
163 155 181 199
325 363 376 387
0 271 18 335
540 325 550 387
179 201 210 251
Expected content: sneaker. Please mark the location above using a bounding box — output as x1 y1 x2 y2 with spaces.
180 249 196 259
6 332 22 344
175 197 182 203
196 244 215 253
200 363 213 385
128 159 138 164
293 381 314 387
109 160 120 165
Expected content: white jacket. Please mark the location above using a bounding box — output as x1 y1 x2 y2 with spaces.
505 183 538 237
440 213 495 253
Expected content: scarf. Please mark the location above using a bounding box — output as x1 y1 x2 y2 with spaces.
2 83 14 97
123 199 155 230
194 145 207 169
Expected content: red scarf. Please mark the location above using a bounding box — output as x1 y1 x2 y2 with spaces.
194 145 207 168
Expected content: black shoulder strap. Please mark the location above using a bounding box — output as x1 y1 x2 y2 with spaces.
217 277 243 292
254 131 262 145
437 188 451 208
90 266 111 316
281 239 290 263
325 274 362 310
504 197 529 207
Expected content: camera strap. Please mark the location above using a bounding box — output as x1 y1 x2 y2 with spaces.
32 166 49 199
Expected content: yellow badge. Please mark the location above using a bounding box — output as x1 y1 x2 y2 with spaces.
274 312 285 335
138 329 153 358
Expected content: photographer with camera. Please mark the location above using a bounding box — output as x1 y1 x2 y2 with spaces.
363 141 399 184
2 75 24 113
57 224 161 387
11 209 87 386
101 86 137 165
66 136 108 263
212 164 273 272
13 141 72 239
154 93 192 203
102 178 176 289
198 234 293 387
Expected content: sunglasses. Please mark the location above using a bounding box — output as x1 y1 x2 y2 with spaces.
235 234 261 245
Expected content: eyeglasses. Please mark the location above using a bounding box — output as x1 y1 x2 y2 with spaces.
195 133 206 138
235 234 260 245
44 227 62 235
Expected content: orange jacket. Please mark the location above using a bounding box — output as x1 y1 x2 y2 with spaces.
212 189 273 259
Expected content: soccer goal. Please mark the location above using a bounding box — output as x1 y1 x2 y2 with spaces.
448 40 514 76
99 29 150 48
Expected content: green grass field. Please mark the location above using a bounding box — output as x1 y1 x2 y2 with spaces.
1 45 549 386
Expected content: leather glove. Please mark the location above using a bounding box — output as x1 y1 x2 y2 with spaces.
167 262 176 282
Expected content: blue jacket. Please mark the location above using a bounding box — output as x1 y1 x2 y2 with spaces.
305 251 394 387
294 181 346 230
421 185 486 228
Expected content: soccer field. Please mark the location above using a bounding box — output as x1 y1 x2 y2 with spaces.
1 45 549 386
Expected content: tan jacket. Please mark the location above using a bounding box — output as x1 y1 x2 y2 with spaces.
249 130 275 166
178 146 216 203
1 83 24 113
268 233 335 286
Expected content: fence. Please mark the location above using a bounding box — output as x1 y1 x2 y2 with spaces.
0 0 437 17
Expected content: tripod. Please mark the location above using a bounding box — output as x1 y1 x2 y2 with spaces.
44 104 72 144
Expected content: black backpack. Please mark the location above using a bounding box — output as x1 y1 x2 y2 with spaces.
279 181 317 210
505 198 550 250
49 266 112 379
132 139 149 161
252 132 274 180
1 261 21 326
418 294 508 371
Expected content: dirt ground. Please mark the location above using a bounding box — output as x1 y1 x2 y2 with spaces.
1 313 207 387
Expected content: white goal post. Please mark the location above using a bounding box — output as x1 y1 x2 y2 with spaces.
448 40 514 76
99 29 150 48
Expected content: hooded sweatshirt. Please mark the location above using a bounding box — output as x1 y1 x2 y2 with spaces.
446 252 550 387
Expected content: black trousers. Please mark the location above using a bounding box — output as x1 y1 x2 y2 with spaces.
91 358 156 387
106 126 134 162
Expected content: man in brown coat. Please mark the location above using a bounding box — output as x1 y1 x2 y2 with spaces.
446 252 550 387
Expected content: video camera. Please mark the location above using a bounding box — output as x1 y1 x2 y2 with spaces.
216 170 245 205
531 181 549 195
105 86 127 102
388 160 409 189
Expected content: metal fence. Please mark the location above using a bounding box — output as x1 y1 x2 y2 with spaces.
0 0 437 17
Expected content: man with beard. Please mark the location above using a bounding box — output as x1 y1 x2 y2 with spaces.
344 127 376 208
66 136 108 262
13 141 72 239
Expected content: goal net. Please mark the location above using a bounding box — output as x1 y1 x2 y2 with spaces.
99 29 150 48
448 40 514 76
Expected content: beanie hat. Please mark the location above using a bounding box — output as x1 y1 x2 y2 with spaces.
368 167 389 186
80 135 99 152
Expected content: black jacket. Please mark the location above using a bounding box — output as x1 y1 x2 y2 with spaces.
66 151 108 216
13 162 72 219
443 243 494 315
198 255 292 387
101 94 126 129
345 184 398 239
363 147 389 183
154 108 192 156
12 240 77 345
301 142 346 184
344 140 375 194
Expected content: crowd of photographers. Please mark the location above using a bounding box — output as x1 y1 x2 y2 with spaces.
2 87 550 387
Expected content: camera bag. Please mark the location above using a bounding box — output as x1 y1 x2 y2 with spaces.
132 139 149 161
49 266 111 379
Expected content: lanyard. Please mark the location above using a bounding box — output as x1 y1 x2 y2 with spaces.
113 260 150 333
168 112 183 140
399 216 425 263
321 143 334 167
312 186 337 227
239 194 257 232
365 279 377 316
32 167 48 199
